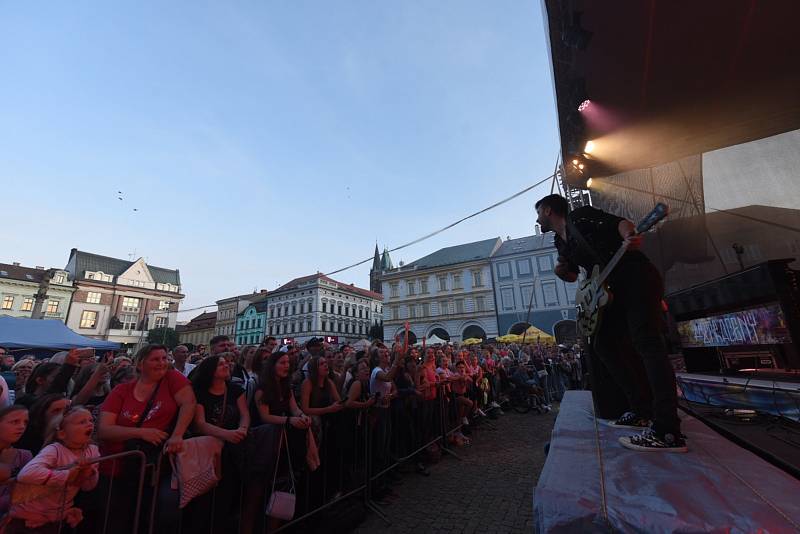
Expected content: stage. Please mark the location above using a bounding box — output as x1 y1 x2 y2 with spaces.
533 391 800 533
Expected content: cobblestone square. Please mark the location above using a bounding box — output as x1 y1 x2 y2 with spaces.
353 407 558 534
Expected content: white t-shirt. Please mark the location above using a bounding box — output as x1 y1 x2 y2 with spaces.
369 366 392 408
177 362 196 377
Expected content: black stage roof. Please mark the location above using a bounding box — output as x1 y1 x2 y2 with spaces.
543 0 800 185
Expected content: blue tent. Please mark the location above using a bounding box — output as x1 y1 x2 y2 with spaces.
0 316 120 351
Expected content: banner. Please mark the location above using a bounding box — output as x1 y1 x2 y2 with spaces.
677 303 792 348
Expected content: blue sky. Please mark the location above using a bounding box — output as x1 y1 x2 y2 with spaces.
0 1 559 315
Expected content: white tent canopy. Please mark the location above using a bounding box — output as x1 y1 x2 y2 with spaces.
414 334 449 346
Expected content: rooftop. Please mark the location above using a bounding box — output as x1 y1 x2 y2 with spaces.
405 237 503 270
0 263 58 284
68 248 180 285
493 234 553 257
274 273 382 300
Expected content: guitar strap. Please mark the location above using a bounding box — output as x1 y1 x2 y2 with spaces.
565 215 604 271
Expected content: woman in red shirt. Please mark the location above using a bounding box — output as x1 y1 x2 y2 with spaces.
97 343 196 532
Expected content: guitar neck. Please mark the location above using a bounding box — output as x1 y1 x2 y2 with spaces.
597 242 630 286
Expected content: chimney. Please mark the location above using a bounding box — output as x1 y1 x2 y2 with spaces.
12 262 20 267
35 266 44 270
260 289 268 294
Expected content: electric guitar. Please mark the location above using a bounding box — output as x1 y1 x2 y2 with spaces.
575 203 669 337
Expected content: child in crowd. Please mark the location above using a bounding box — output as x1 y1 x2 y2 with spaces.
0 405 32 516
6 406 100 533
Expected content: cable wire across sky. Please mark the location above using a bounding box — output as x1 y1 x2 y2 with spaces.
174 173 556 315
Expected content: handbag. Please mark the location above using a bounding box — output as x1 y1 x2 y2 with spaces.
169 436 223 508
265 428 296 521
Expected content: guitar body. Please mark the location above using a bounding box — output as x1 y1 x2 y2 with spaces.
575 265 611 337
571 202 670 338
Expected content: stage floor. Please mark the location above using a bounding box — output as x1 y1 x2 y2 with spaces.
533 391 800 533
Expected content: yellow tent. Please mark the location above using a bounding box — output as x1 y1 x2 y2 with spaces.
497 334 522 343
462 338 483 346
520 326 555 344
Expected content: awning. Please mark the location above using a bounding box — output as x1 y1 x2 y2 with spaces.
0 316 120 351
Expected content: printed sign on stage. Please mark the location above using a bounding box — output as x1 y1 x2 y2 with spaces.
677 303 792 348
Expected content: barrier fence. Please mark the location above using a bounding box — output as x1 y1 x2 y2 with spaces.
0 362 581 534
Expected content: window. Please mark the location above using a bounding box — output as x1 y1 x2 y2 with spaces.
292 305 296 315
120 313 137 330
472 270 483 288
566 282 577 304
338 305 343 315
407 281 416 296
408 305 416 318
455 299 464 314
322 321 327 331
520 284 535 308
46 300 59 314
155 316 168 328
439 301 449 315
391 307 399 321
475 296 485 312
420 278 428 294
536 256 553 273
1 296 13 310
452 273 462 290
306 321 311 331
542 281 559 307
79 310 97 328
53 273 66 284
514 258 532 276
390 283 399 298
322 302 327 313
87 292 101 304
159 300 170 310
497 262 512 279
422 302 430 317
122 297 140 312
501 288 515 310
437 275 447 292
21 298 33 312
257 318 262 328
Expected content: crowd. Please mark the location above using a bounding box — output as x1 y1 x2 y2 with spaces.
0 336 583 533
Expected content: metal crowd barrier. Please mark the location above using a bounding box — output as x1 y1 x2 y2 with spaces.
0 449 147 534
0 375 511 534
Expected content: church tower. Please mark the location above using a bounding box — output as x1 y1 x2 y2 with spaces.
370 244 382 294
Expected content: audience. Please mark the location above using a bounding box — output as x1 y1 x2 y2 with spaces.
0 336 578 533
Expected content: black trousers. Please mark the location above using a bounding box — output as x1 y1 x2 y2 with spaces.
592 260 681 436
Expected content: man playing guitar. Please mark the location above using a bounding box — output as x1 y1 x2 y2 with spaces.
535 194 686 452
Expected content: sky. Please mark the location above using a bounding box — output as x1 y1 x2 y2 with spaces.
0 1 560 316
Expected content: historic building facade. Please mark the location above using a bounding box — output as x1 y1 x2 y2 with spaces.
0 262 74 322
64 249 183 349
489 235 578 341
236 296 268 346
176 311 217 349
265 274 382 344
381 238 502 343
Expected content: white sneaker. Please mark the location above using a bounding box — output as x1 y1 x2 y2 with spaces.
462 417 470 426
477 408 488 417
489 401 501 409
